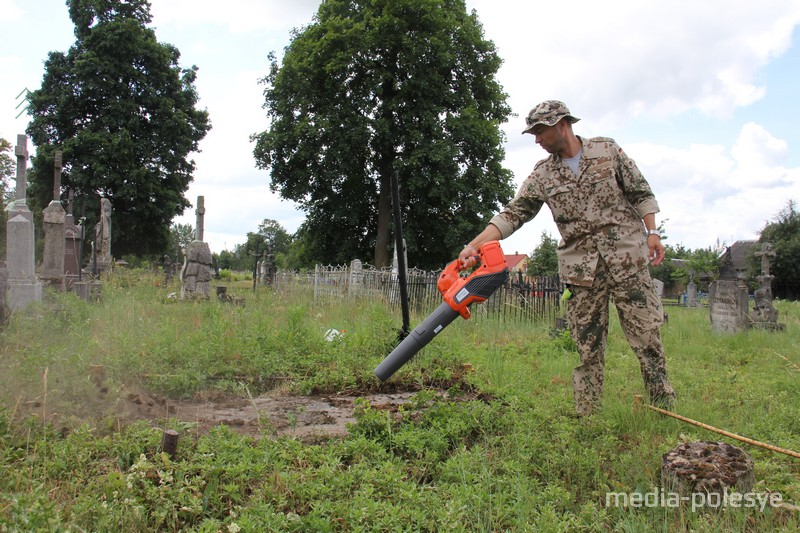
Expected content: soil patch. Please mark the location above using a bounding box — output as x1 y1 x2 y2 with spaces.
117 386 444 441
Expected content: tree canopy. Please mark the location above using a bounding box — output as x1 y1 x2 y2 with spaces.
526 231 559 277
25 0 210 258
754 200 800 299
252 0 514 269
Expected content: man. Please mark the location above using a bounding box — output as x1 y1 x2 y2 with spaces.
459 100 676 416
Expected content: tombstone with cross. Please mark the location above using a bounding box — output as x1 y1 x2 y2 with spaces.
5 134 42 309
751 242 785 331
41 150 67 286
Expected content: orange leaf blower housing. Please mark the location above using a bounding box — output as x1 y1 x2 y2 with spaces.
374 241 509 381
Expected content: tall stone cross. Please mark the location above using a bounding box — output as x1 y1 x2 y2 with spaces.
755 242 776 277
14 134 28 203
52 150 63 201
67 189 74 216
195 195 205 241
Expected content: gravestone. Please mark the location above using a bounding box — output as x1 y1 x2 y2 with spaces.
263 252 276 286
750 243 785 331
162 255 175 287
350 259 363 287
5 135 43 310
64 191 84 283
73 280 102 302
180 196 213 298
93 197 112 273
686 277 699 308
41 150 67 288
181 242 213 298
709 278 749 334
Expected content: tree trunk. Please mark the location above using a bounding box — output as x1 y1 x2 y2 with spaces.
661 441 755 499
374 170 392 268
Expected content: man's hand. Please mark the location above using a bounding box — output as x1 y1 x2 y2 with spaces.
458 225 503 268
648 234 665 266
458 244 479 269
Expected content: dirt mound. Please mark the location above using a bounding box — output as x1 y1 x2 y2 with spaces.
121 387 425 441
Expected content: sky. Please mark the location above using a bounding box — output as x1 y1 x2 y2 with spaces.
2 0 800 261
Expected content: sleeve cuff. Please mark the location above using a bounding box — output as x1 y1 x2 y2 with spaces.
488 215 516 239
635 199 660 219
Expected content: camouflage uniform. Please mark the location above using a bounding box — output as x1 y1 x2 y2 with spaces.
491 101 676 415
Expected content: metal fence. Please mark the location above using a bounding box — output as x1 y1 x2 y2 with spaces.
273 263 564 323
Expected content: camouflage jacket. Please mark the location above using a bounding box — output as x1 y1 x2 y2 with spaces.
490 136 659 287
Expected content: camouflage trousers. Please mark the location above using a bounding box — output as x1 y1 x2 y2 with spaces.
567 258 676 416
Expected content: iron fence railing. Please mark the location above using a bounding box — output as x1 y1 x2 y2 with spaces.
273 263 564 323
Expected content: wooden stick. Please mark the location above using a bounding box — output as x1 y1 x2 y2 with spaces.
773 350 800 371
633 395 800 460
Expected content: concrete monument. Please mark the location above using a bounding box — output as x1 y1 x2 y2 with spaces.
93 197 112 273
41 150 67 287
180 196 213 298
5 135 42 310
750 242 785 331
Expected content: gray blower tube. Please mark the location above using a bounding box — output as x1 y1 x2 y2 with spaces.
374 301 460 381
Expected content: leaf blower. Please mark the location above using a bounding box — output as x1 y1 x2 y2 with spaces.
374 240 510 381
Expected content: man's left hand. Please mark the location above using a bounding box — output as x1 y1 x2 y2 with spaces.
648 234 665 266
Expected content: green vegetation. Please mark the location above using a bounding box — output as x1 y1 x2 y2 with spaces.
253 0 514 268
25 0 210 257
1 270 798 531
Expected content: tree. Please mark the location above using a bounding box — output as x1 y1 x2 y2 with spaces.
0 138 13 201
754 200 800 299
252 0 514 269
168 222 195 262
256 219 292 256
526 231 558 277
233 232 271 273
0 138 14 257
649 242 689 294
25 0 211 258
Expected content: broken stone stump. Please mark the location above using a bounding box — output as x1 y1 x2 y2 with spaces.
662 441 755 500
73 280 102 302
161 429 179 459
216 286 228 301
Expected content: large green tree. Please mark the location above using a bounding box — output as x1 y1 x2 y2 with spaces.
754 200 800 300
25 0 210 257
252 0 514 269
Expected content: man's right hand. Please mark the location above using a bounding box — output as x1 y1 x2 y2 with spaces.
459 244 479 269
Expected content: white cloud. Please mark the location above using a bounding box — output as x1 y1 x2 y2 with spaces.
0 0 22 20
730 123 790 187
467 0 800 125
149 0 320 34
626 124 800 249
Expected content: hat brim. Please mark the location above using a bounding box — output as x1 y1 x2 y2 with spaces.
522 115 580 134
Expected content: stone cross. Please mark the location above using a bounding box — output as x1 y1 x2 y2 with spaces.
755 242 776 277
14 134 28 201
195 195 205 241
52 150 62 201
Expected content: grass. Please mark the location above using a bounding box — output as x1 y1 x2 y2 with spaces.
0 268 798 531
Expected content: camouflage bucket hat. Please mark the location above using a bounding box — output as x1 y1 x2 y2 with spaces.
522 100 580 134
